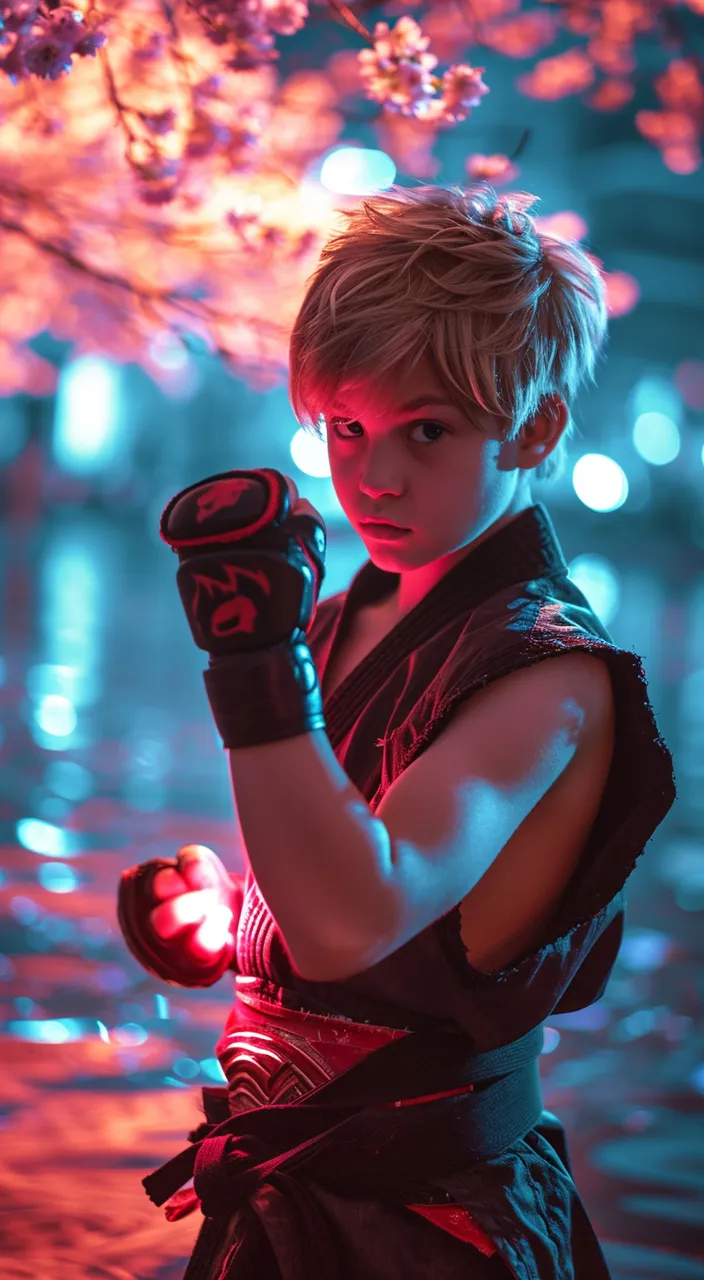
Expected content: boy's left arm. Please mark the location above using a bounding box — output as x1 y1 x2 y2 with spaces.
226 650 614 980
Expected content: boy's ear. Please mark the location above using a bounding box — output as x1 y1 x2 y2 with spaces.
518 395 568 467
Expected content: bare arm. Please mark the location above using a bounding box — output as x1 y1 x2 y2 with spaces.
225 652 614 981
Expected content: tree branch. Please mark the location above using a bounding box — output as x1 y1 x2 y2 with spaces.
327 0 373 43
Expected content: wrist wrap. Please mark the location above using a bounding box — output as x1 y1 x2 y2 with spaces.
204 639 326 749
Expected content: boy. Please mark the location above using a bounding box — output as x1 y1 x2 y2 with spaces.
118 185 675 1279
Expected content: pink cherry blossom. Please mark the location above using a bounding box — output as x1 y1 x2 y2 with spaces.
358 17 438 117
465 152 519 184
0 0 695 398
437 63 489 122
262 0 308 36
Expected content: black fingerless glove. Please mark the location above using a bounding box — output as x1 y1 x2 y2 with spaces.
160 468 327 749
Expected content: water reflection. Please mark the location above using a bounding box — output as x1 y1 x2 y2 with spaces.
0 404 701 1278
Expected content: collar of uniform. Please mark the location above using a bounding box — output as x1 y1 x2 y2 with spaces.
345 503 568 624
321 504 568 741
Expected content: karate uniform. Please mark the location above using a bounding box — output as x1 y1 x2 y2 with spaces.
146 504 675 1280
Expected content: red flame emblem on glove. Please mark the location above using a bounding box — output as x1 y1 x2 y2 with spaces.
196 479 251 523
191 564 270 637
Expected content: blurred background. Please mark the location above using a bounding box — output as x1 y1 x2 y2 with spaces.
1 5 704 1279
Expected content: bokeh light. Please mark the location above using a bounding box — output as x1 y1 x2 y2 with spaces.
603 270 640 318
27 663 96 709
541 1027 561 1054
111 1023 149 1047
200 1057 228 1082
16 818 75 858
10 896 42 924
155 993 169 1018
618 929 675 972
7 1019 73 1043
533 211 588 241
36 862 81 893
290 424 331 479
572 454 629 512
320 147 396 195
43 760 94 802
53 356 123 475
568 553 622 626
632 412 681 466
173 1056 200 1079
34 694 78 738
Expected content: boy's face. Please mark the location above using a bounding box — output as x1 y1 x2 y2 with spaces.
324 354 534 573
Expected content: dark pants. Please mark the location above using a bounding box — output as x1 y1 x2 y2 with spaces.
184 1182 517 1280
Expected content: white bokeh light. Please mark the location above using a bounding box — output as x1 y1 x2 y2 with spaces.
568 554 621 626
320 147 396 195
632 412 681 466
53 355 122 474
34 694 78 738
572 453 629 512
16 818 76 858
290 425 330 479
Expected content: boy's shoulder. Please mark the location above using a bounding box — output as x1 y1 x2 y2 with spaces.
463 570 613 651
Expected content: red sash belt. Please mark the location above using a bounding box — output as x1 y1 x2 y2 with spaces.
150 977 545 1259
219 979 497 1253
163 978 503 1255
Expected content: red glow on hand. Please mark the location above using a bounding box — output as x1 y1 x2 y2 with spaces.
193 905 235 955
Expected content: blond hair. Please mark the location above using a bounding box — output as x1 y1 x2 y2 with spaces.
289 184 608 482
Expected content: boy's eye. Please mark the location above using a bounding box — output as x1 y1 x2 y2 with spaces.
328 418 448 445
328 418 362 437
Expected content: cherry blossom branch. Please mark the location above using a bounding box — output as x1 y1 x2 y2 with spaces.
0 209 286 335
327 1 372 43
511 128 531 161
100 46 142 160
0 0 694 399
158 0 198 102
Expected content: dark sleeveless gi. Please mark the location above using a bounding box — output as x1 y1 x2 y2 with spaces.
145 504 676 1280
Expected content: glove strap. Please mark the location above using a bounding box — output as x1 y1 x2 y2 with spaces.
203 640 326 749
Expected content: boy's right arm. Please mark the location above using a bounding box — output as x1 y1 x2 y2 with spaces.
117 845 243 987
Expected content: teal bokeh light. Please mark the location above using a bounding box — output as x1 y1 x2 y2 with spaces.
320 147 396 195
632 412 681 466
